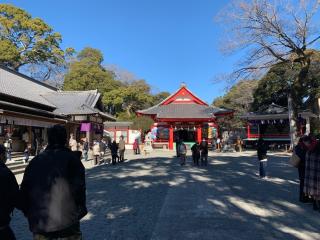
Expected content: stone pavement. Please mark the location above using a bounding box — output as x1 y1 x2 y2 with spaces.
11 150 320 240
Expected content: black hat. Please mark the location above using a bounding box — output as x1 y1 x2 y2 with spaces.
0 144 5 155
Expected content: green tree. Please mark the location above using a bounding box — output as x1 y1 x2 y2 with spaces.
152 91 170 105
0 4 70 79
252 51 320 111
63 47 120 93
219 0 320 145
213 80 259 129
103 80 154 118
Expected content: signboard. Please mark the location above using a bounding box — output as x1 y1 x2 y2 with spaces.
74 115 87 121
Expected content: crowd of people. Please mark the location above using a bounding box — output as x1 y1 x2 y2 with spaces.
68 134 128 166
175 138 209 166
293 135 320 212
0 125 87 240
255 135 320 213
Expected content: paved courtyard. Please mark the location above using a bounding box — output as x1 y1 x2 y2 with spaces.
11 150 320 240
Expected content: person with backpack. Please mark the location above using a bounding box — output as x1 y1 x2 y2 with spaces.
257 138 268 179
179 141 187 166
200 139 209 166
0 144 19 240
20 125 87 240
191 142 200 166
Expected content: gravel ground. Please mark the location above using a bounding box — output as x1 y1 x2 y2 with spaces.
10 150 320 240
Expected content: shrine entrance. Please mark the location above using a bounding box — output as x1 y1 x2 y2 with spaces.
174 128 196 142
137 84 233 150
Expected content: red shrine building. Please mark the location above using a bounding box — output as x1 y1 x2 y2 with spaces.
136 84 233 150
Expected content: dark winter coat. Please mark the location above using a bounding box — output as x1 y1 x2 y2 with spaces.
191 143 200 158
0 162 19 227
110 143 118 156
20 145 87 234
200 141 208 155
257 140 268 160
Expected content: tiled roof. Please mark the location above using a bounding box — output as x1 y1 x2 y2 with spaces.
0 66 57 108
0 66 115 120
42 90 100 115
138 103 232 119
42 91 116 120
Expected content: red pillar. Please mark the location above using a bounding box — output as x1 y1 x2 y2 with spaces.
169 126 174 150
247 123 251 138
197 125 202 143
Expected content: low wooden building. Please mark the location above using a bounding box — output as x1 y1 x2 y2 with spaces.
241 103 317 146
0 65 115 151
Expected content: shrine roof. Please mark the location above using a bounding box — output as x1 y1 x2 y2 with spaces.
137 84 233 119
241 103 317 120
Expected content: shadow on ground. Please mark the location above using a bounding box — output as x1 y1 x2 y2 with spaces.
11 152 320 240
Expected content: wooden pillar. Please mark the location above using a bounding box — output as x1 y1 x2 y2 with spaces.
169 126 174 150
197 125 202 143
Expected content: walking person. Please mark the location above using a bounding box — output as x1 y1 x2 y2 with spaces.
110 140 118 165
4 138 12 162
133 138 139 155
216 137 221 152
82 138 89 161
93 140 101 165
19 125 87 240
200 139 209 166
0 144 19 240
24 144 31 164
294 136 312 202
191 142 200 166
304 139 320 211
257 138 268 179
69 134 78 151
179 141 187 166
118 136 126 162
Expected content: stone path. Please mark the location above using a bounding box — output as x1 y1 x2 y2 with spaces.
11 151 320 240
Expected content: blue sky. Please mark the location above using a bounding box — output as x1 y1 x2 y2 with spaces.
4 0 238 103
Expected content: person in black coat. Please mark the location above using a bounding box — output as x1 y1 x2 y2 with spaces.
110 140 119 165
200 139 209 166
257 138 268 178
0 144 19 240
20 125 87 239
295 136 312 202
191 142 200 166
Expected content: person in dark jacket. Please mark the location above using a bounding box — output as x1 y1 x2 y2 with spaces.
294 136 312 202
20 125 87 240
191 142 200 166
0 144 19 240
257 138 268 178
82 138 89 161
200 139 209 166
110 140 119 165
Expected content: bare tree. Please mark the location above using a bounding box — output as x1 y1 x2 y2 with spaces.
219 0 320 145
